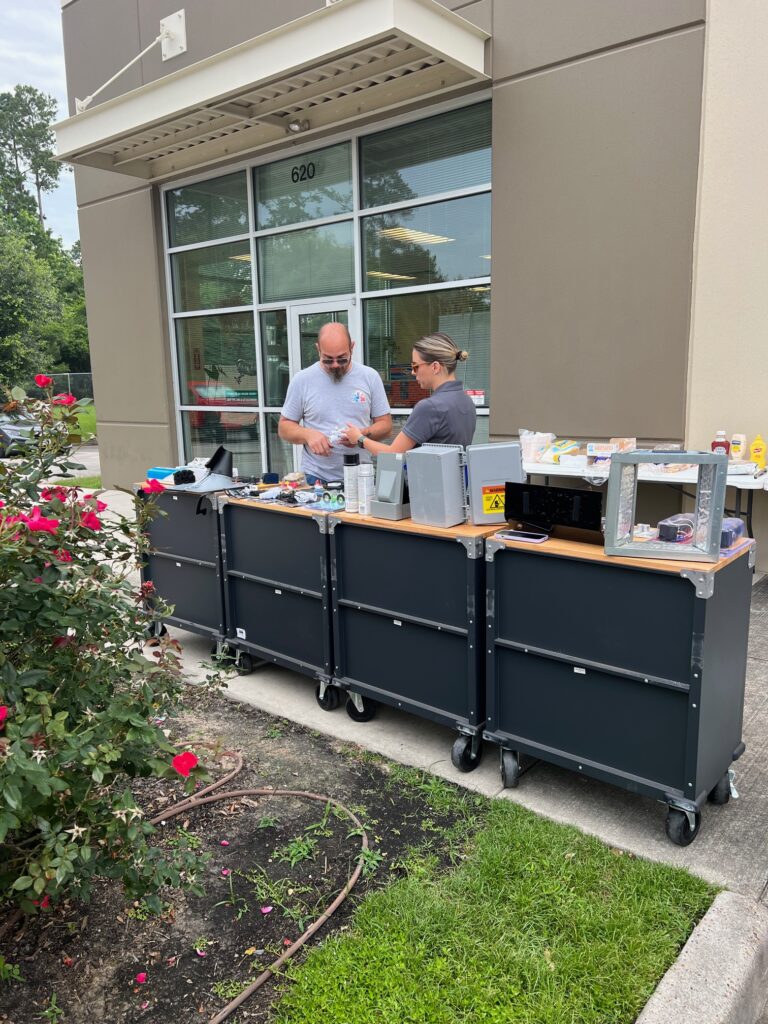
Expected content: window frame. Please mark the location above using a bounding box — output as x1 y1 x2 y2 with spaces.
161 92 492 473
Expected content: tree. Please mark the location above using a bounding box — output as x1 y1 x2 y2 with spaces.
0 86 61 226
0 223 59 388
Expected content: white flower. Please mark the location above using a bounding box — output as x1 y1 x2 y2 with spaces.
128 807 143 822
65 824 86 841
112 808 128 822
31 748 48 763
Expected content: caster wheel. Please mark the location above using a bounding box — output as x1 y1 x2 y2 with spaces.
451 735 482 773
316 684 341 711
707 771 731 806
235 652 255 676
345 696 377 722
501 749 520 789
665 807 701 846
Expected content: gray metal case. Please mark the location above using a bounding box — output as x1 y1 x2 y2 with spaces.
405 445 466 528
466 442 525 525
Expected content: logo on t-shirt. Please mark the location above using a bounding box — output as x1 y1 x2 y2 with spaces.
351 390 368 405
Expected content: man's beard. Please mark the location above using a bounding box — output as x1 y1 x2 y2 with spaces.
329 367 345 383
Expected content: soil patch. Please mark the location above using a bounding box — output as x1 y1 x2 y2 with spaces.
0 690 485 1024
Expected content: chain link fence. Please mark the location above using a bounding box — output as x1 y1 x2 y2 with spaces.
25 373 94 401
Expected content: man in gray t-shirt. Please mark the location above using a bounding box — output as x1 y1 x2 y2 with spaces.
278 323 392 482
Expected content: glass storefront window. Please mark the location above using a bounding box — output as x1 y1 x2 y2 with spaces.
365 286 491 409
265 412 294 478
363 193 491 291
167 172 248 247
360 102 491 208
171 240 253 312
255 143 352 229
260 309 290 407
258 222 354 302
176 312 257 405
180 411 262 479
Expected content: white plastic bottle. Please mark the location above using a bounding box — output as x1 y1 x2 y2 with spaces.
358 462 374 515
343 453 360 513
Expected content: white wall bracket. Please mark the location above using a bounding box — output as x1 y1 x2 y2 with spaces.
75 9 187 114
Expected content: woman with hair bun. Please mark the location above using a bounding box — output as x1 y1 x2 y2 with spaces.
342 332 476 454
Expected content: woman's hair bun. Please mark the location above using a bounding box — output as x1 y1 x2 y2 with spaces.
457 349 469 362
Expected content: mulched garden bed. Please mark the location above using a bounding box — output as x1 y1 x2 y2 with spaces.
0 690 485 1024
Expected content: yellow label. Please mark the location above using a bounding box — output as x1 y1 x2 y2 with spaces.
482 486 505 513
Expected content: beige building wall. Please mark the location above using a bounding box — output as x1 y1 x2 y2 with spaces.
685 0 768 567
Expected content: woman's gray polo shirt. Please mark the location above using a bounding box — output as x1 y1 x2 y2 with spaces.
402 380 476 448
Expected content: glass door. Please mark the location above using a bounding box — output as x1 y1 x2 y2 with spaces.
261 300 357 475
288 299 358 372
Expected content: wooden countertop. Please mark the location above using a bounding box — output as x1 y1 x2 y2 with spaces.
490 533 755 574
223 496 324 520
329 511 501 541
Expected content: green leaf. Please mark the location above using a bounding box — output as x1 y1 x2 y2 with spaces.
3 783 22 810
12 876 33 891
32 876 46 895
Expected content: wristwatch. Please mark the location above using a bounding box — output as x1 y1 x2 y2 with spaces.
356 434 366 449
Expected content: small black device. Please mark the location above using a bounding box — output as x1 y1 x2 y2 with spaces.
504 481 604 545
173 468 196 485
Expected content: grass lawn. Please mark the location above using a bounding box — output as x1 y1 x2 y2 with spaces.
50 474 102 490
75 401 96 440
276 780 715 1024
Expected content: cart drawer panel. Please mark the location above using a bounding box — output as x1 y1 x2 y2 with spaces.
494 648 687 789
335 527 468 628
224 506 325 592
494 550 693 683
146 555 222 632
338 607 469 717
147 492 219 562
228 577 325 669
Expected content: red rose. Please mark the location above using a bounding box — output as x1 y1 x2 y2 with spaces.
25 507 60 534
80 510 102 531
143 479 166 494
54 548 73 562
0 706 8 727
51 393 76 406
171 751 198 777
34 374 53 388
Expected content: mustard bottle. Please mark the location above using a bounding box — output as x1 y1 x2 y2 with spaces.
750 434 766 470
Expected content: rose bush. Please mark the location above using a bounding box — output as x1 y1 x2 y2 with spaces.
0 383 210 914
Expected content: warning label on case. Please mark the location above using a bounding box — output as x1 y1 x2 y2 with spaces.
482 485 505 513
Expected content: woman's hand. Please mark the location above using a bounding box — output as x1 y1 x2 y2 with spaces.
341 423 363 446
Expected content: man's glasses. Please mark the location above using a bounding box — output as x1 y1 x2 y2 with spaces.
320 356 351 366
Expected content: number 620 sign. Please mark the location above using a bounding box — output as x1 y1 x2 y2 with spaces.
291 161 316 183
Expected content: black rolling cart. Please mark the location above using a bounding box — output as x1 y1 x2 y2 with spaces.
137 487 227 651
219 498 334 701
327 513 498 770
484 534 755 845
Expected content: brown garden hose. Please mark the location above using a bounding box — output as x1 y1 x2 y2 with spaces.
149 750 370 1024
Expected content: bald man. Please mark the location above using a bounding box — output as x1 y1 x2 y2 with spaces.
278 322 392 483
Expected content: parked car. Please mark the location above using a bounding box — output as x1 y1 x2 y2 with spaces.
0 412 40 457
186 381 260 437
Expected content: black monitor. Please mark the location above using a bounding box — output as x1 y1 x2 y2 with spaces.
505 481 604 545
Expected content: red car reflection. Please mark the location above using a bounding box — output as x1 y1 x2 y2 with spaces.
187 381 259 435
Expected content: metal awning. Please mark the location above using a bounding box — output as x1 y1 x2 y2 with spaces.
55 0 489 181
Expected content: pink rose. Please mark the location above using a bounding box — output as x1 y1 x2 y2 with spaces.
51 393 76 406
0 706 8 727
135 972 147 984
143 479 166 494
35 374 54 388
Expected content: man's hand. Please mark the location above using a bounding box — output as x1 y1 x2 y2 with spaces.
304 428 332 456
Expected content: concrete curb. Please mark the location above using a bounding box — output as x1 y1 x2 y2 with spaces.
637 891 768 1024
